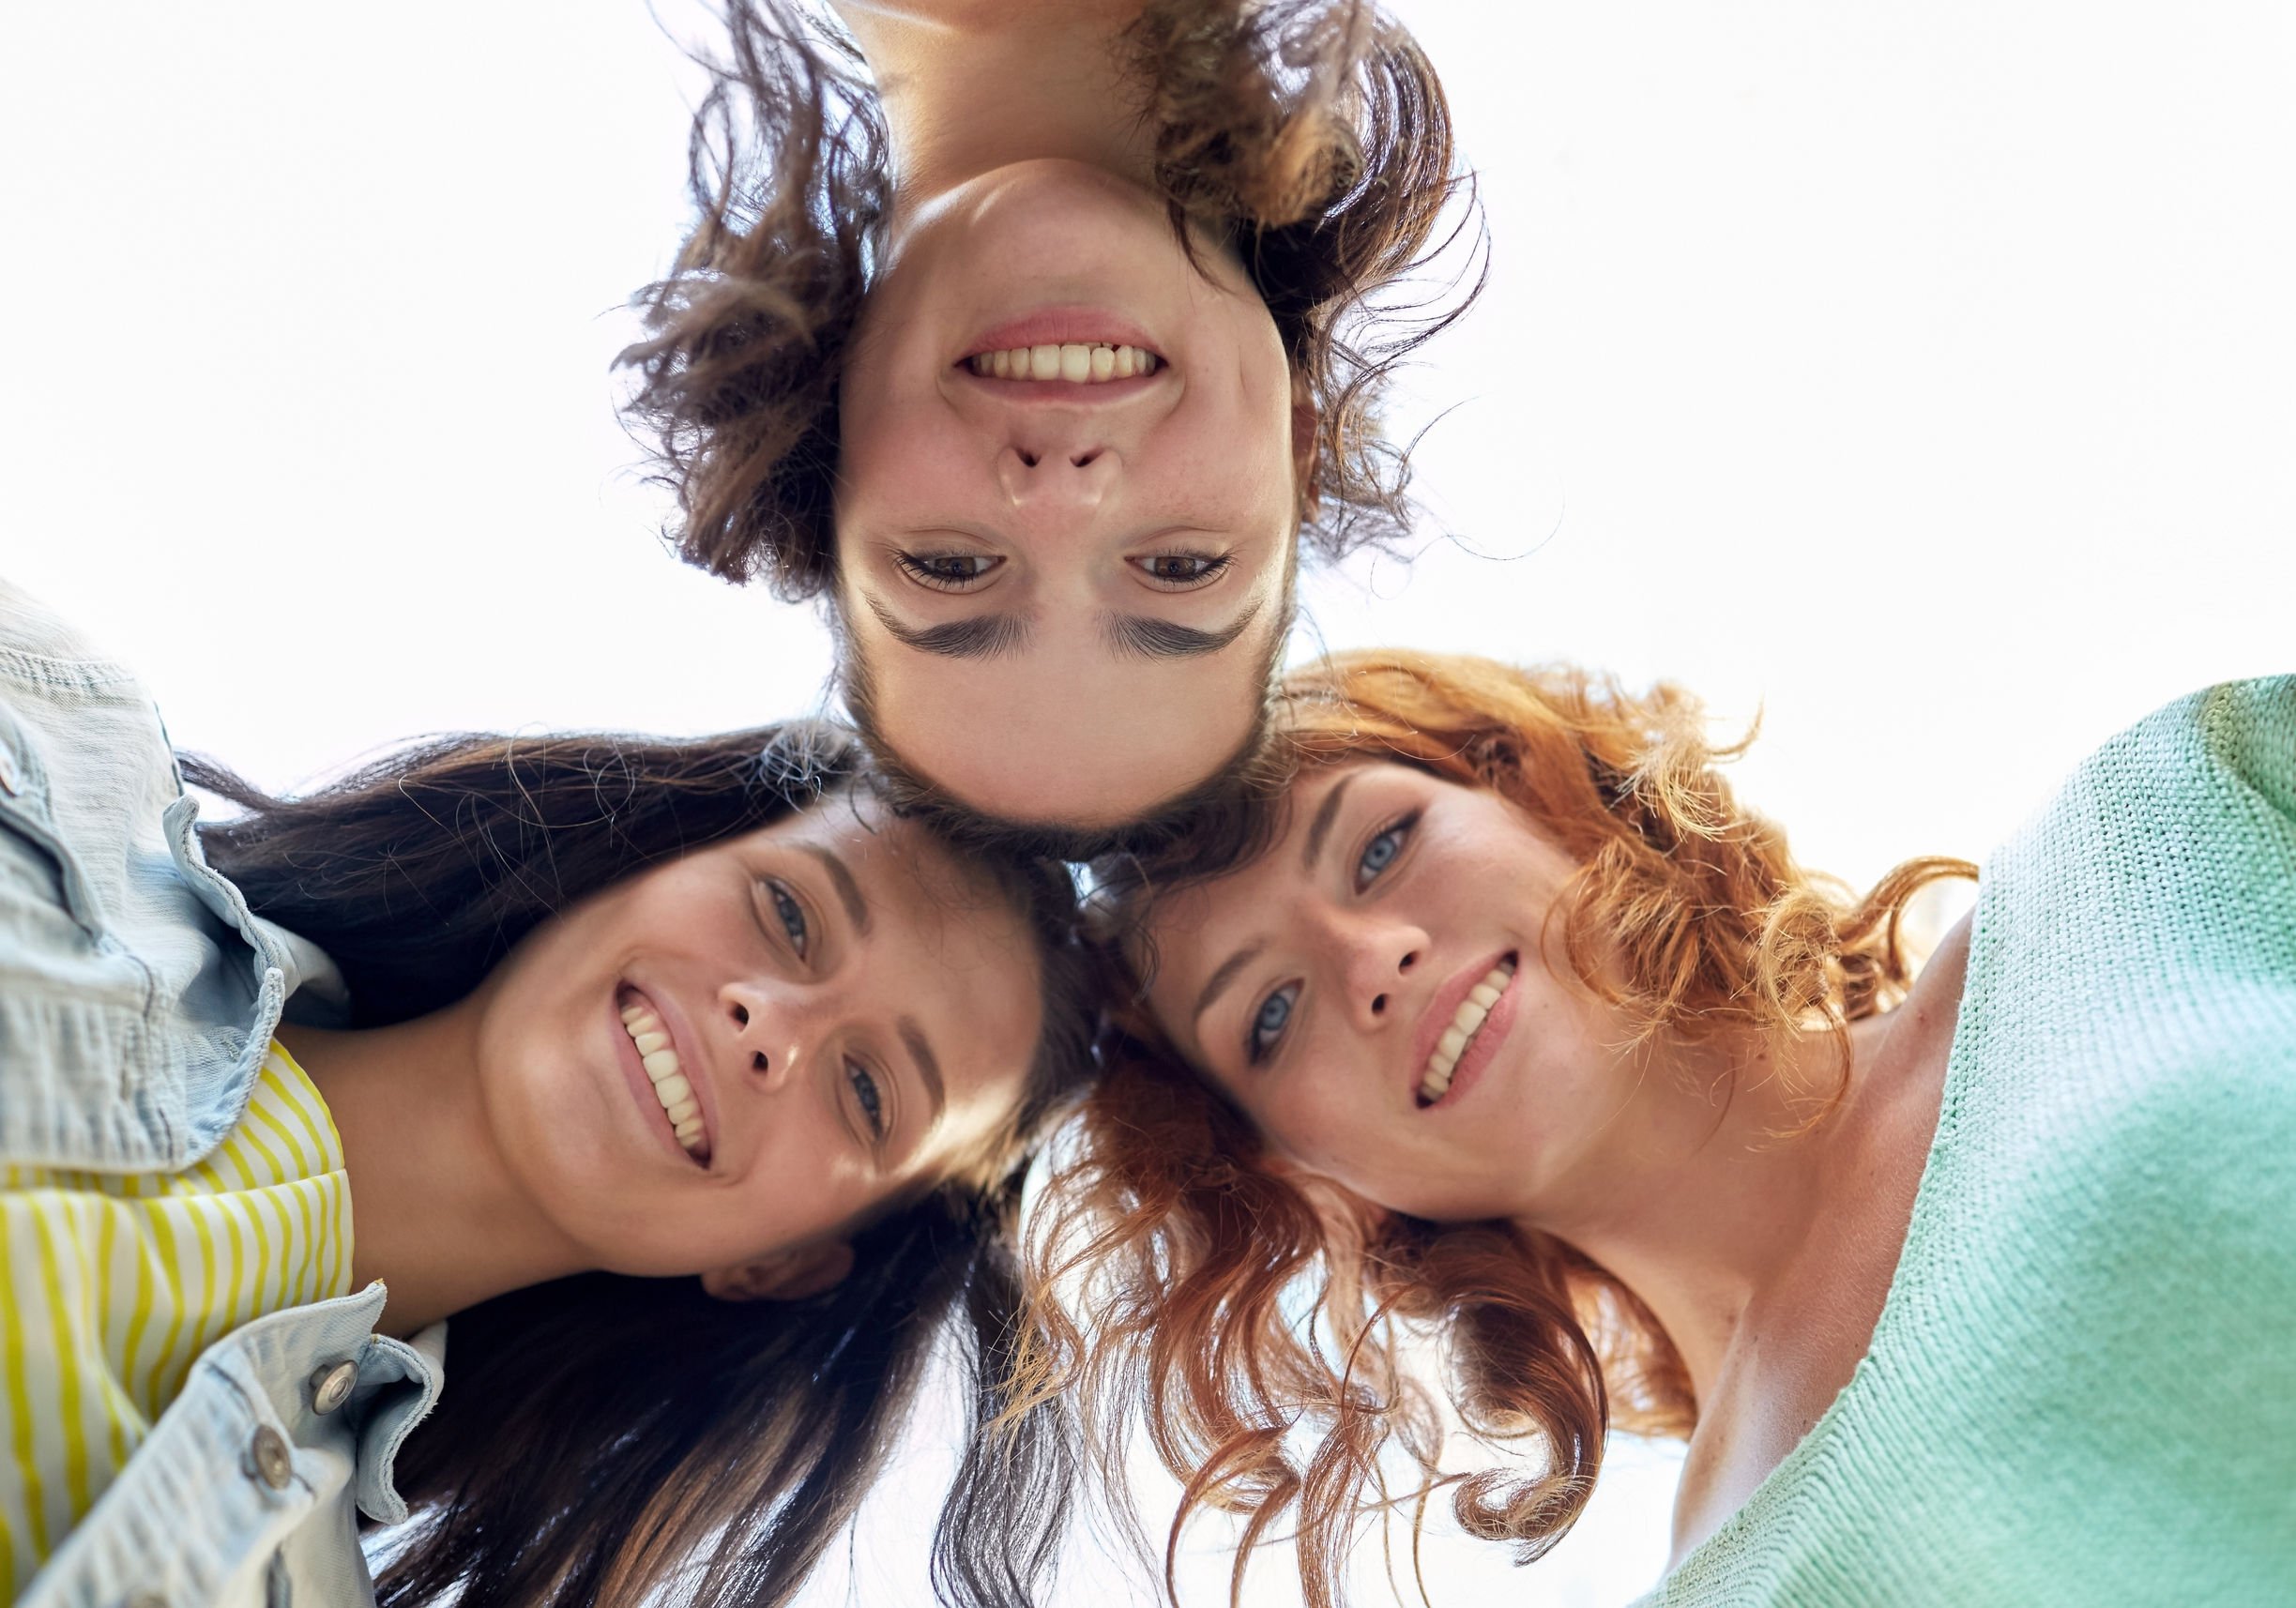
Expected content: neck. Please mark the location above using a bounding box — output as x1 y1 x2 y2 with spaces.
1523 1026 1882 1407
281 1004 586 1338
1529 914 1972 1409
834 0 1159 203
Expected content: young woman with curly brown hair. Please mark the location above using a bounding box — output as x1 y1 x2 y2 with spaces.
620 1 1477 844
1024 650 2296 1606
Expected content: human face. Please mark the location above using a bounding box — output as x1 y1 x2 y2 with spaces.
468 796 1043 1283
1141 762 1640 1227
835 159 1302 827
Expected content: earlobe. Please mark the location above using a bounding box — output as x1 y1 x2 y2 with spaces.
701 1240 856 1303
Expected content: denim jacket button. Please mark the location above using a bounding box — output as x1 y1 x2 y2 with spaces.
247 1424 294 1491
310 1358 359 1416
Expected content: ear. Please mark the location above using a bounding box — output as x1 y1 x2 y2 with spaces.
1290 372 1322 519
701 1240 855 1303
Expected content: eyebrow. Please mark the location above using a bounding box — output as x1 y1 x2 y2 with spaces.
1191 940 1266 1037
1102 599 1263 660
1300 772 1359 873
862 591 1264 663
1187 776 1348 1039
862 593 1033 660
801 845 871 935
898 1015 948 1133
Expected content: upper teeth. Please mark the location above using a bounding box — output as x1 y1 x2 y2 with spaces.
1417 959 1516 1108
621 1001 706 1156
966 343 1160 382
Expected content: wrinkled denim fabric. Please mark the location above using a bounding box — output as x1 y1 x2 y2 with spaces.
2 579 444 1608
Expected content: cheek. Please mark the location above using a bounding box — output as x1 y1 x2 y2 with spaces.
1257 1079 1382 1193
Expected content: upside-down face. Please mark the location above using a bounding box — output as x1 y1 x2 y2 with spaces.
835 159 1305 830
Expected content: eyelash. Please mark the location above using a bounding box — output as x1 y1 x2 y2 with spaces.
845 1058 888 1143
896 552 1001 592
1355 811 1420 890
764 879 810 960
1245 983 1299 1065
1240 810 1422 1066
1132 551 1233 590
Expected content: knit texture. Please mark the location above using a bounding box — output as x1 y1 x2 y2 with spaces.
1647 678 2296 1607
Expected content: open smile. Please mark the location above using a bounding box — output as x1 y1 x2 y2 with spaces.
613 985 714 1168
1411 952 1521 1111
954 307 1172 402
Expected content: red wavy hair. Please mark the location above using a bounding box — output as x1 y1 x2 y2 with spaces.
1019 651 1972 1606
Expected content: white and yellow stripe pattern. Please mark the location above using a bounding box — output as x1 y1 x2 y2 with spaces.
0 1041 353 1596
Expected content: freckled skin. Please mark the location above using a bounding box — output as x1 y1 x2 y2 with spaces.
1143 761 1633 1226
1141 755 1972 1565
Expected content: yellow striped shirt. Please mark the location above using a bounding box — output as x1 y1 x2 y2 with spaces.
0 1041 353 1596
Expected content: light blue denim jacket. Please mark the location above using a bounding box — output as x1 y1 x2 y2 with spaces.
1 580 445 1608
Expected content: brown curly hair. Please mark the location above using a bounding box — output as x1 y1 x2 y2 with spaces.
1018 650 1974 1607
617 0 1481 602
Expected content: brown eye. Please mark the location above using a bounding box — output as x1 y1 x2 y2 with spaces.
845 1059 887 1142
764 879 809 959
1132 552 1232 589
897 553 1001 591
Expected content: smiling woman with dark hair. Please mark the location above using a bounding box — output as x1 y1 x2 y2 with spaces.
0 580 1092 1608
620 0 1478 840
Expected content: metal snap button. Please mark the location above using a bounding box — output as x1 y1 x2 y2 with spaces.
310 1358 359 1416
246 1424 294 1491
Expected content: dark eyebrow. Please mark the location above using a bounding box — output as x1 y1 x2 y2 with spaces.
897 1015 947 1133
1102 599 1263 660
862 592 1032 660
1300 772 1359 873
800 845 870 936
1191 941 1266 1036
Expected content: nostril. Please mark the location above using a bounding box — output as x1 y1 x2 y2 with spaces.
752 1052 768 1073
1399 950 1420 973
732 1004 749 1026
1371 993 1388 1015
1017 448 1041 468
1070 449 1099 469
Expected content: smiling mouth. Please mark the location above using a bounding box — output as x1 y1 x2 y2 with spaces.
619 994 709 1165
1417 955 1518 1108
964 342 1163 383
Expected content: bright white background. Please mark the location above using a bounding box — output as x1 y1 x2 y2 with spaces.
4 2 2289 1603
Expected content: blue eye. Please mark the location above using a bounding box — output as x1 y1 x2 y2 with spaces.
1246 983 1299 1065
1356 812 1418 888
846 1059 886 1141
767 880 809 959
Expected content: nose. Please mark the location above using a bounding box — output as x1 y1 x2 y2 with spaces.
719 978 801 1094
994 429 1118 512
1324 910 1428 1032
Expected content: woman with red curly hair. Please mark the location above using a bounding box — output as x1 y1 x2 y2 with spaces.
1026 651 2296 1606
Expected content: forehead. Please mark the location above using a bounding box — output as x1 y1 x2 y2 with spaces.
1138 756 1516 988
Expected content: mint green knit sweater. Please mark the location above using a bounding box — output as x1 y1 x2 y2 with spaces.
1646 678 2296 1607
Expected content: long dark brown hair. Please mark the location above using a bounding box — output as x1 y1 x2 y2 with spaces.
183 721 1093 1608
1020 651 1975 1607
618 0 1482 600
